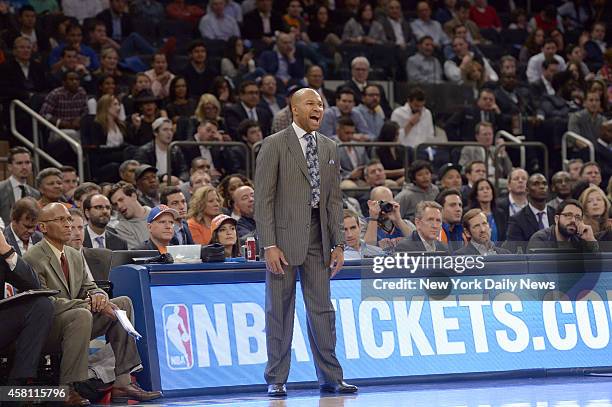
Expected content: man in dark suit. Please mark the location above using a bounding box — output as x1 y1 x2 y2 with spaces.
0 36 47 104
503 173 555 253
4 197 43 256
241 0 285 45
595 121 612 187
67 208 114 281
0 147 40 225
83 194 128 251
254 89 357 397
24 203 162 404
338 57 392 117
2 6 50 56
495 168 529 242
456 208 511 255
395 201 449 253
160 186 194 245
223 80 273 139
96 0 134 43
445 88 501 142
257 33 305 86
0 228 54 386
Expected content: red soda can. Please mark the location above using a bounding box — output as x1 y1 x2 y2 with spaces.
246 237 257 261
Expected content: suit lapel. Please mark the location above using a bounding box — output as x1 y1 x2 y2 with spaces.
84 229 93 248
285 127 311 182
524 209 538 233
67 250 81 297
41 242 70 294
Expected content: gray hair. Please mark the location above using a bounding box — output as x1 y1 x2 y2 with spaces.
415 201 442 220
36 167 62 188
351 56 370 69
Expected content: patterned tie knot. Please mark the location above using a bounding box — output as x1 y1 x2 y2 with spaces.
304 133 320 207
94 236 105 248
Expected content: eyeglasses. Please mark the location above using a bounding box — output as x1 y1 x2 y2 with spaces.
91 205 112 211
560 213 582 222
41 216 73 224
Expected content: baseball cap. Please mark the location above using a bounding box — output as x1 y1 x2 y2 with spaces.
152 117 171 132
211 214 237 234
147 204 179 224
438 163 461 181
135 164 158 181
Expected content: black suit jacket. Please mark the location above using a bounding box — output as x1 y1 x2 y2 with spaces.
455 241 511 255
223 103 272 140
180 62 219 99
0 58 48 102
82 247 113 281
338 80 391 118
445 105 500 142
494 196 513 242
0 179 40 225
134 141 190 181
169 220 195 245
0 256 41 301
502 205 555 253
96 9 134 40
83 228 128 251
3 28 50 54
3 225 42 256
394 231 449 254
241 10 285 40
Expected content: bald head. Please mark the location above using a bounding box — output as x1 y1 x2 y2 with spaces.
39 203 73 247
40 202 69 220
370 186 393 201
291 88 324 133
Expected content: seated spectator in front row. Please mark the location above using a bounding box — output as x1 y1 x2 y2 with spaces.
503 173 556 253
395 201 449 253
0 222 53 388
233 186 256 239
24 203 162 404
67 208 113 281
83 193 128 250
137 205 180 252
436 189 465 252
4 197 42 256
364 186 415 250
343 209 384 260
527 199 599 253
188 185 222 245
209 214 241 258
160 186 194 245
108 181 151 249
456 208 511 255
395 160 440 220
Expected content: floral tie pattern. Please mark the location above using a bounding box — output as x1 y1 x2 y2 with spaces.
305 133 320 208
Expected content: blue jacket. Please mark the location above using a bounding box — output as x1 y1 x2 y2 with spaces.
257 49 305 82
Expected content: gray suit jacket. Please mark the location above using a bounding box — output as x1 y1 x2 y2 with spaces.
83 247 113 281
23 239 107 316
3 224 43 256
254 125 344 265
0 179 40 225
83 228 128 251
337 144 369 179
458 145 513 179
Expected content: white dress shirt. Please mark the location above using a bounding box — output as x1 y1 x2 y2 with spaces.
292 122 313 158
390 105 435 148
529 203 550 229
87 225 106 249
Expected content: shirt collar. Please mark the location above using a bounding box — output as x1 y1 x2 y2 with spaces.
44 238 64 262
8 175 23 189
87 225 105 240
529 203 546 217
292 121 309 139
471 240 495 255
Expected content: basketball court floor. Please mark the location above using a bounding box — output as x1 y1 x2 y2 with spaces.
94 375 612 406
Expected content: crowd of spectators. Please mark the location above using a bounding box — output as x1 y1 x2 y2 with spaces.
0 0 612 402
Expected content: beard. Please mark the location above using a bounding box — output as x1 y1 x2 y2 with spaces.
558 222 577 239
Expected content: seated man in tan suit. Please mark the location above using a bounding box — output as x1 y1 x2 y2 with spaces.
23 203 162 406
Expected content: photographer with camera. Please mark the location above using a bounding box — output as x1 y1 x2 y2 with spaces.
364 186 415 250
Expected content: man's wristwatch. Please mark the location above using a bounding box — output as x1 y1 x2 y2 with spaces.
0 247 15 260
332 244 344 251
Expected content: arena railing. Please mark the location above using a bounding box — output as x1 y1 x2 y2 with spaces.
496 130 526 169
166 141 252 183
562 131 595 170
492 141 549 189
9 99 85 180
414 141 489 173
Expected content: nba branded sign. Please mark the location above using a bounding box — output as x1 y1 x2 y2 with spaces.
152 278 612 391
161 304 194 370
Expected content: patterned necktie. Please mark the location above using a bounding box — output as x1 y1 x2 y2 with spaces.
94 236 105 249
304 133 320 208
18 184 27 199
60 252 70 284
248 109 256 120
537 212 545 230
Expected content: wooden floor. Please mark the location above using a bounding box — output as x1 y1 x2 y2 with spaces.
95 375 612 406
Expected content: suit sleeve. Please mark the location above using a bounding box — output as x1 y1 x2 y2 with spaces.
327 141 344 247
75 254 107 300
4 256 41 291
254 137 279 248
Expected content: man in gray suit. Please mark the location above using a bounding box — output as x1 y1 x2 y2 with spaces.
255 88 357 397
24 203 162 405
0 147 40 225
333 117 369 180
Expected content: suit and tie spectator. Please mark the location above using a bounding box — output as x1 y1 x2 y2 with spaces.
224 80 273 140
395 201 449 253
0 147 40 225
378 0 414 49
82 194 128 250
503 173 556 253
456 208 511 255
3 197 42 256
445 88 501 142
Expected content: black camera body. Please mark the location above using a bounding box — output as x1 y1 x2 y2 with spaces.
379 201 394 214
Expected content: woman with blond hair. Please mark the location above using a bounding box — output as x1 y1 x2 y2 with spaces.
187 185 222 244
195 93 227 132
579 185 610 235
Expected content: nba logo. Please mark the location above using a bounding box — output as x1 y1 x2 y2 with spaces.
162 304 194 370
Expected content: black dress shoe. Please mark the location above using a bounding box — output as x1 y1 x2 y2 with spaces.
267 383 287 397
320 381 358 394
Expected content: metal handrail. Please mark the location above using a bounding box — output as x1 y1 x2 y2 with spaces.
492 141 549 188
167 140 252 183
10 99 84 180
414 141 489 178
496 130 526 169
562 131 595 171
